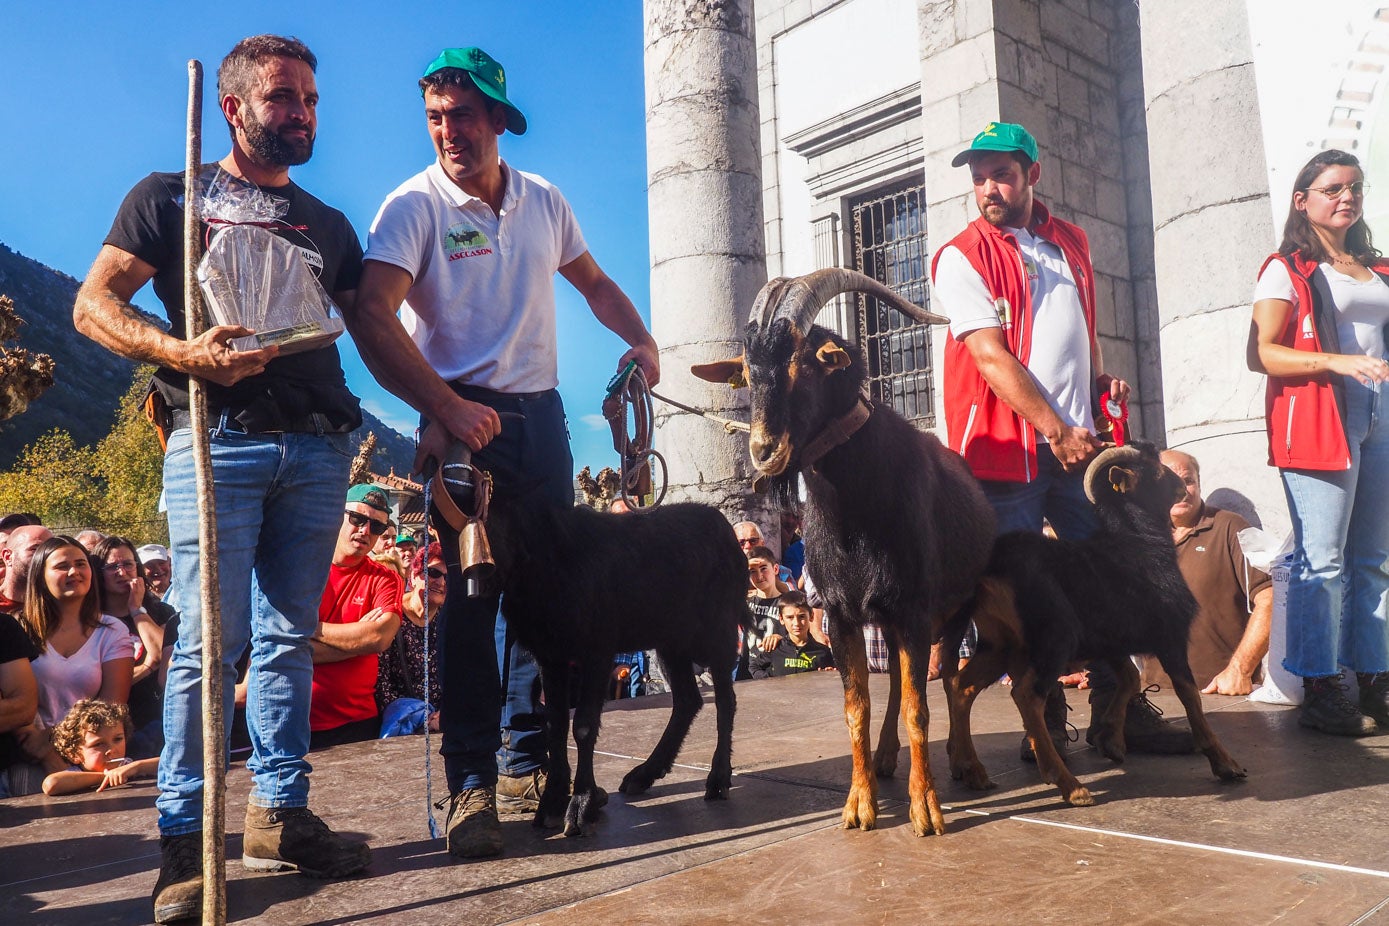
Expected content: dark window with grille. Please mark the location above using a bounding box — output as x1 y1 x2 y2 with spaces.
851 182 934 428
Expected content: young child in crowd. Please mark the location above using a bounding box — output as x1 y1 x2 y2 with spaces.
750 591 836 678
41 699 158 796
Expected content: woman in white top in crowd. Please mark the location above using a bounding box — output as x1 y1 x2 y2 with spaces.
17 536 133 729
1250 148 1389 736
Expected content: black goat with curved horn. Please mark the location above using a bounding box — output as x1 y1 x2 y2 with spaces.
694 270 996 838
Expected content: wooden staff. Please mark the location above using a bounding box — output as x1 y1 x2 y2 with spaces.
184 58 227 926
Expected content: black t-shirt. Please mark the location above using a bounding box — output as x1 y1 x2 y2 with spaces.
0 612 40 772
104 165 364 429
749 638 835 679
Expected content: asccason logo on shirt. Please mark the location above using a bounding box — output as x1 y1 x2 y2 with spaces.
444 223 493 261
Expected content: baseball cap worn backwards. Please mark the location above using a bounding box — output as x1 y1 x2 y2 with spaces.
951 122 1039 168
346 483 392 514
423 46 528 136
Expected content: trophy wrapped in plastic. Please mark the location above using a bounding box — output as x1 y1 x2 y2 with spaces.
196 171 345 355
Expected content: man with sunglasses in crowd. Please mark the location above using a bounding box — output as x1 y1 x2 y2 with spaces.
309 484 405 749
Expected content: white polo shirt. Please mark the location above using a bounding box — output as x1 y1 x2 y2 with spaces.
932 226 1094 436
365 159 588 392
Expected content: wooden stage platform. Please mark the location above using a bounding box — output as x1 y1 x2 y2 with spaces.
4 673 1389 925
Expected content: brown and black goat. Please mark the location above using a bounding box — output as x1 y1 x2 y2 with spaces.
941 442 1247 806
693 269 996 836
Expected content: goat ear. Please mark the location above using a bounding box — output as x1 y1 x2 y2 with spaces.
690 358 747 389
815 342 852 372
1107 465 1139 495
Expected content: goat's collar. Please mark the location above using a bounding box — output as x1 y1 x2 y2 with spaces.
800 393 873 473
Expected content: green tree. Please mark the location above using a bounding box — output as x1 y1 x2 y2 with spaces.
0 429 102 531
0 367 167 543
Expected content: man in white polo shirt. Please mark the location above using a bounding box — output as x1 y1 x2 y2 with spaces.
931 121 1190 761
351 46 658 860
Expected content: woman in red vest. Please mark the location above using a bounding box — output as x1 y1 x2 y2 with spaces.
1251 149 1389 736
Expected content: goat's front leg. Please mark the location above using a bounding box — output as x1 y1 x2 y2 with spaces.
1161 656 1247 781
563 663 611 837
874 626 901 778
534 659 572 829
899 640 947 836
830 616 877 831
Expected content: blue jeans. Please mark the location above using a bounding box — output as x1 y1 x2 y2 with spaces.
1281 380 1389 678
435 388 568 793
979 443 1099 540
156 425 350 835
979 442 1105 683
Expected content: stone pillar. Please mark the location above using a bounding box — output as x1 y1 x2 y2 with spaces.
645 0 775 532
1139 0 1287 535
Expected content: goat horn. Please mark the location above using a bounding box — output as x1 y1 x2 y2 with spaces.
1083 444 1140 504
752 268 950 333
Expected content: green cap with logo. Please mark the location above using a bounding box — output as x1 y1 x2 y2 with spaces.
950 122 1039 168
346 483 391 514
422 46 527 136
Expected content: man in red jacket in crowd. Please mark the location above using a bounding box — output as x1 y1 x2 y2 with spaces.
309 484 404 748
931 121 1191 759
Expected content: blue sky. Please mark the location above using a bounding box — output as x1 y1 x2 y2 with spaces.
0 2 652 476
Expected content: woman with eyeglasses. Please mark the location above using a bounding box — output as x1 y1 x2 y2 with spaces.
92 535 176 757
1250 148 1389 736
376 541 446 735
17 536 134 732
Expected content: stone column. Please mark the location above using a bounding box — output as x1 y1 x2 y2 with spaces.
645 0 774 532
1139 0 1287 535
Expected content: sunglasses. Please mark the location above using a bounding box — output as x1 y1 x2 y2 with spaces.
344 510 390 536
426 567 447 580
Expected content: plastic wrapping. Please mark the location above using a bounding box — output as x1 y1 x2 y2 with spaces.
1238 527 1300 705
196 171 344 355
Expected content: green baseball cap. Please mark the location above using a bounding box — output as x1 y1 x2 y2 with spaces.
346 483 392 514
394 533 418 547
422 46 528 136
950 122 1039 168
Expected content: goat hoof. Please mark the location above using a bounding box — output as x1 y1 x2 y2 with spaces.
620 767 655 796
841 788 877 831
1064 786 1095 807
1092 734 1126 764
704 773 731 801
954 763 995 791
1214 760 1247 781
533 810 563 830
872 747 899 779
909 799 947 837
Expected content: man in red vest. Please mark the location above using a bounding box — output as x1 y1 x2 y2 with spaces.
931 122 1191 759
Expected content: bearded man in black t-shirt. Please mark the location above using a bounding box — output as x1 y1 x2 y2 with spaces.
73 35 369 924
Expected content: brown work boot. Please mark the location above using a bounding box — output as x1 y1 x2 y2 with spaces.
242 805 370 878
1087 684 1195 754
496 768 547 815
440 787 503 858
152 832 203 924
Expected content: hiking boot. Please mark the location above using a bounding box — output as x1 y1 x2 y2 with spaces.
1020 682 1075 762
1357 673 1389 728
1301 675 1379 736
439 787 503 858
1087 684 1195 754
496 768 547 815
242 805 370 878
152 832 203 924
